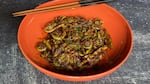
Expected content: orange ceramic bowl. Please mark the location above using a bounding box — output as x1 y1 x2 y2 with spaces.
18 0 133 82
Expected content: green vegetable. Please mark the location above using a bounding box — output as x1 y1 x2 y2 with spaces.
43 39 51 50
36 42 47 52
36 16 112 71
51 31 66 40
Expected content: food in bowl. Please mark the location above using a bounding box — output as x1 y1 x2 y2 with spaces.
36 16 112 71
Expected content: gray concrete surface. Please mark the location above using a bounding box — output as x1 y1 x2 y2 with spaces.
0 0 150 84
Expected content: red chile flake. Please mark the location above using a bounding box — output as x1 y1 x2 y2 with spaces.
36 16 112 71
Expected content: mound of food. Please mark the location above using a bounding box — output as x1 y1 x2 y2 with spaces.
36 16 112 71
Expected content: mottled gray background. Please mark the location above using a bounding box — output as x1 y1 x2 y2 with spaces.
0 0 150 84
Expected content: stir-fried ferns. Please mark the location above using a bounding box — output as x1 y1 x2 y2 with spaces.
36 16 112 71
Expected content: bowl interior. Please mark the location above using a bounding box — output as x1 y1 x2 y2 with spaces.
18 1 132 76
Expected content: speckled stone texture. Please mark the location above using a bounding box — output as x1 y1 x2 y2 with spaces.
0 0 150 84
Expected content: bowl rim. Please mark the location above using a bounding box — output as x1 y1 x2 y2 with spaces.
18 1 133 81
